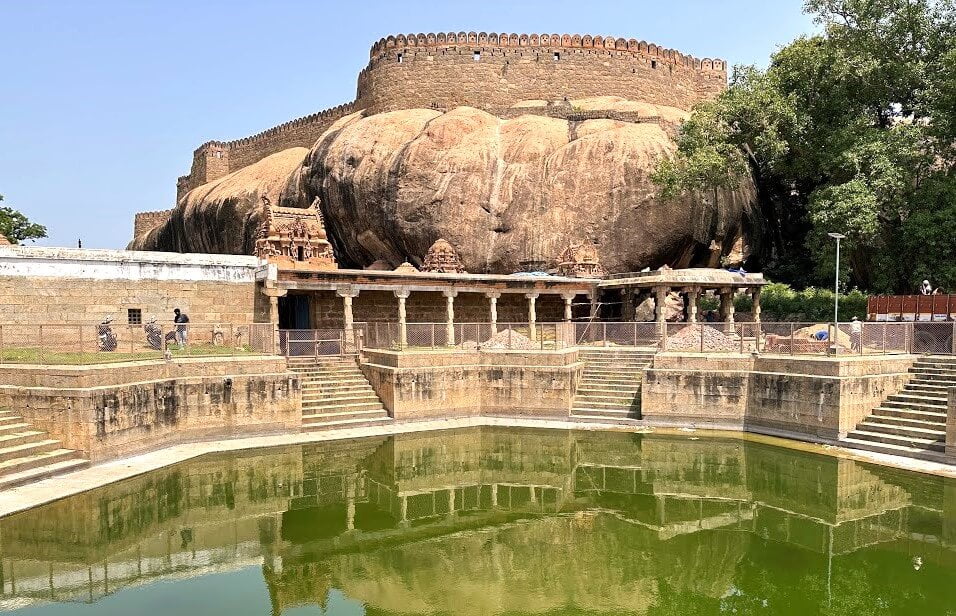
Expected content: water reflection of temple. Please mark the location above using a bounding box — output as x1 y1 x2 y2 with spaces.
0 428 953 614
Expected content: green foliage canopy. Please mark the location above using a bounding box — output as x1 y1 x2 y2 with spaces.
653 0 956 294
0 195 47 244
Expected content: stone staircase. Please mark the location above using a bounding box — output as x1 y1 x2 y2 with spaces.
843 356 951 460
0 408 89 490
287 356 392 432
570 348 656 422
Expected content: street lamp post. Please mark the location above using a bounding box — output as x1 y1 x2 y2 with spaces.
828 232 846 354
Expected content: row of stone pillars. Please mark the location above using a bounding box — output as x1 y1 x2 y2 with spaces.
650 286 762 324
332 289 579 347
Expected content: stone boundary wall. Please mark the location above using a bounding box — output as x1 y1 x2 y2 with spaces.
0 357 300 462
0 246 262 325
641 354 917 440
361 348 580 419
133 209 174 238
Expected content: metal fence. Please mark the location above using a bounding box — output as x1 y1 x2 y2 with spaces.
0 322 276 365
364 322 574 351
361 320 954 355
279 327 367 357
661 321 924 355
573 322 662 348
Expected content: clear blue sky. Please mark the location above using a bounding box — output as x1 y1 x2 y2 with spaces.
0 0 814 249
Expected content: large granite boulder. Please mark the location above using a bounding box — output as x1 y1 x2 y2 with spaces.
134 99 756 274
299 102 756 273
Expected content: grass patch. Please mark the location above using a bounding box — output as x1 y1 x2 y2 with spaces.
0 344 262 365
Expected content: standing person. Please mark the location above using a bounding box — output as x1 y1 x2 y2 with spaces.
850 316 863 352
173 308 190 349
921 280 933 295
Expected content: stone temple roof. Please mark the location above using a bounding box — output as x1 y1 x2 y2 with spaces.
598 267 766 289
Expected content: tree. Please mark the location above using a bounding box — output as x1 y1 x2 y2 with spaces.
650 101 750 239
653 0 956 293
0 195 47 244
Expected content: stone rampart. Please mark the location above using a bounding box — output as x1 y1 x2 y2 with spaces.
132 209 173 238
0 356 300 462
179 103 357 199
641 354 917 440
361 348 580 419
356 32 726 115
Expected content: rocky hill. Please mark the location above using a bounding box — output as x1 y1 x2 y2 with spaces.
131 98 756 273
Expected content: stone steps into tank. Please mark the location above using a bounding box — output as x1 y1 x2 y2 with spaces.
0 409 89 490
843 356 951 459
290 357 392 432
571 349 652 422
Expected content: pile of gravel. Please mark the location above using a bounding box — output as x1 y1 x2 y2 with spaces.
666 325 738 351
481 328 537 350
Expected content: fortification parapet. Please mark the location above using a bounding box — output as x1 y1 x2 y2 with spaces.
179 103 359 196
133 209 174 238
356 32 726 115
368 32 725 71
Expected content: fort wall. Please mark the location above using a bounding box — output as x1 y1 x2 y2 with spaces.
356 32 726 115
132 209 174 238
179 103 357 198
172 32 725 204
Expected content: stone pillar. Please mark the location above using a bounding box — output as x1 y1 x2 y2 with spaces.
654 287 668 323
337 288 360 350
487 291 500 332
622 289 634 321
491 483 498 508
752 288 762 323
395 289 410 348
526 292 539 342
589 293 599 320
562 293 575 322
262 287 287 355
718 288 735 323
684 287 700 323
444 289 457 346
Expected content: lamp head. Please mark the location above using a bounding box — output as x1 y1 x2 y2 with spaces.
827 232 846 240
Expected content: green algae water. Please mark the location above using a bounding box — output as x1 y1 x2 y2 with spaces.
0 427 953 615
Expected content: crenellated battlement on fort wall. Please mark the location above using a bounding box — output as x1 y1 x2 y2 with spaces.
133 209 174 238
356 31 726 116
178 102 358 199
367 32 725 71
173 31 726 206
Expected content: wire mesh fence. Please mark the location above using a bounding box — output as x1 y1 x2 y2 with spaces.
364 322 574 351
0 322 274 365
659 321 930 355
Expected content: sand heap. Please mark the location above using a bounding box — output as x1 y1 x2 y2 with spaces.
666 324 738 352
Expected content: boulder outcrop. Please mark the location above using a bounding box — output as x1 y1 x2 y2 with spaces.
133 99 756 274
